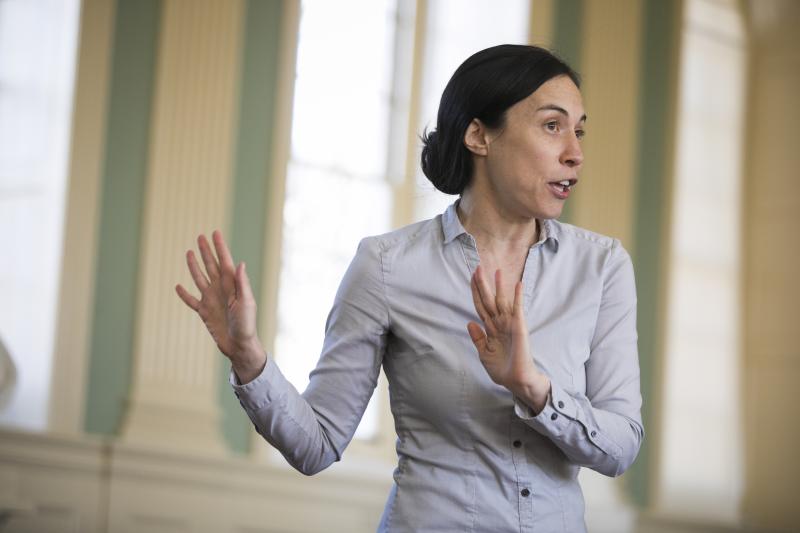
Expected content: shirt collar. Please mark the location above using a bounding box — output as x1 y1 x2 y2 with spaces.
539 218 560 252
442 199 469 244
441 199 560 252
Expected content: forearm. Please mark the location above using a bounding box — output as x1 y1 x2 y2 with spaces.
514 379 644 477
232 357 342 475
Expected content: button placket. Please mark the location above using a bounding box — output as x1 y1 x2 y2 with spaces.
510 422 534 528
517 481 534 531
510 426 527 464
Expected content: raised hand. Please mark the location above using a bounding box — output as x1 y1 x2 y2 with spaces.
466 265 550 411
175 230 266 382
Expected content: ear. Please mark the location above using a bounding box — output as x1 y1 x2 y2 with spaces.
463 118 490 156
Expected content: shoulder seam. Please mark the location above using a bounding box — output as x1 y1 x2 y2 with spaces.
374 217 440 251
556 222 616 250
376 238 393 331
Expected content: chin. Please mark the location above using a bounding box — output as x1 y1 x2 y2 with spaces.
515 195 563 220
538 203 565 220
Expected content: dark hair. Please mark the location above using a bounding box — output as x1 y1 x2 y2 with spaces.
420 44 580 195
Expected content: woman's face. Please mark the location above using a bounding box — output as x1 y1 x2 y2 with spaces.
481 74 585 220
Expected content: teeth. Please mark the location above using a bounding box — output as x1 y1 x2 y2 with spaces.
558 180 571 186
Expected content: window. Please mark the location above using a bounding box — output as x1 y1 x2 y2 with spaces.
658 0 746 522
0 0 80 430
275 0 398 439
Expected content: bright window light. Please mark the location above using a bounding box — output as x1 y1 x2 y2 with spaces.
659 0 746 522
275 0 397 440
0 0 80 430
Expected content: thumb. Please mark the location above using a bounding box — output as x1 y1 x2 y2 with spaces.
234 261 254 302
467 321 488 352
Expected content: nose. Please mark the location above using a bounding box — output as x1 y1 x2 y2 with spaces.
561 132 584 168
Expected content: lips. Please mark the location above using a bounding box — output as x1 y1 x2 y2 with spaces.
547 178 578 200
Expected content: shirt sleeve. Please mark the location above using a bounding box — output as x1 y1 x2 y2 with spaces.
513 239 644 478
230 236 390 475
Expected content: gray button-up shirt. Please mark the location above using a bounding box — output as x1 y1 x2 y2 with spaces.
231 200 644 532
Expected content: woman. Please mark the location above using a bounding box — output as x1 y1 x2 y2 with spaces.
176 44 643 532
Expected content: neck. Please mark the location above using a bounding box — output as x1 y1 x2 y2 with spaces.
457 186 540 252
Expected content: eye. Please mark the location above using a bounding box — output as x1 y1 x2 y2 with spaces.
545 121 559 132
575 129 586 140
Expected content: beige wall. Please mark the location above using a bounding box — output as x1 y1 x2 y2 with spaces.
741 0 800 531
572 0 643 252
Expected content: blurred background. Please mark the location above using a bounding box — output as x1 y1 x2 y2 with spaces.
0 0 797 531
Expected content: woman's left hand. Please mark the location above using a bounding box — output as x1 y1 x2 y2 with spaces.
467 265 550 411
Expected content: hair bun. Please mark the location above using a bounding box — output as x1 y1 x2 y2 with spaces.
420 127 463 195
420 127 439 182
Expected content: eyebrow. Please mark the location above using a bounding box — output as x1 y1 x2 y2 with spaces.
535 104 587 123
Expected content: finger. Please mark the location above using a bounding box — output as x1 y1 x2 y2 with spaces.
186 250 210 291
474 265 499 318
471 273 499 338
494 269 510 313
212 230 237 297
513 281 528 336
234 261 255 303
197 234 221 281
513 281 525 317
470 274 490 322
510 281 533 363
175 283 200 311
213 230 236 274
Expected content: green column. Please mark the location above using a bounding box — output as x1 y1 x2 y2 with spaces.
628 0 681 508
218 0 286 454
84 0 161 436
551 0 584 224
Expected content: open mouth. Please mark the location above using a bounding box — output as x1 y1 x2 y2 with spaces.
547 178 578 198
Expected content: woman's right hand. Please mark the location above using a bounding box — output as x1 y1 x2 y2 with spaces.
175 230 266 383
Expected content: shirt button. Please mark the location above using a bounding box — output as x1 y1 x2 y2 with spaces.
521 488 530 497
550 413 558 421
513 440 522 448
590 430 597 437
557 400 564 408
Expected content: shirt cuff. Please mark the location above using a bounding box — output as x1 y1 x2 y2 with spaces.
514 381 622 458
513 380 579 436
229 355 288 412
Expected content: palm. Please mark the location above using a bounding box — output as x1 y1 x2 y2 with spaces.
467 266 538 390
225 297 256 349
175 230 258 360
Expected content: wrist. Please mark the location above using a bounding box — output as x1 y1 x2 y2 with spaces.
231 337 267 381
511 373 551 415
